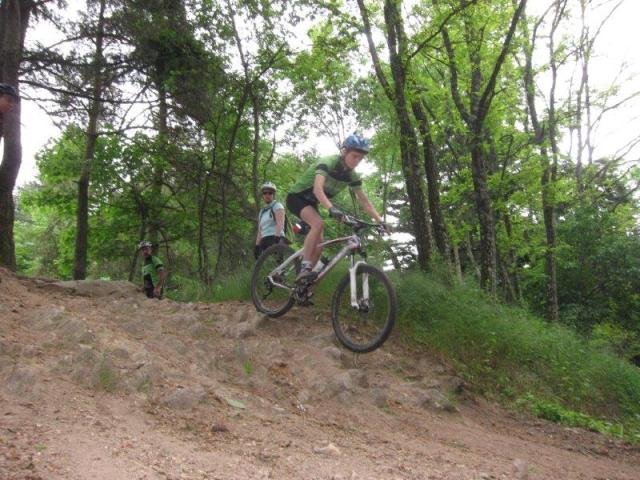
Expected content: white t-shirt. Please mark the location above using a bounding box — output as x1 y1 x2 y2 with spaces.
258 201 284 237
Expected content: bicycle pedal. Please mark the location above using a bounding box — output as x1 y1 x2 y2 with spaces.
294 288 314 306
295 271 318 286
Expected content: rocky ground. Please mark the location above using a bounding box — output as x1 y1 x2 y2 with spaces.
0 267 638 479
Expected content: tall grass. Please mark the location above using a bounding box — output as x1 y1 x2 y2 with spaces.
167 267 253 303
395 270 640 441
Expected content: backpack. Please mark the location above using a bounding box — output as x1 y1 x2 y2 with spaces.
259 202 294 243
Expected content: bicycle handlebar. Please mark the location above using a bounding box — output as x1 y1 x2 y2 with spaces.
341 213 389 235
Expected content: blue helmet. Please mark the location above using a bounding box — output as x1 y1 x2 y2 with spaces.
342 133 370 153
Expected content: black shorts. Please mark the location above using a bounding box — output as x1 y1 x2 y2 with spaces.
258 235 280 253
286 192 318 219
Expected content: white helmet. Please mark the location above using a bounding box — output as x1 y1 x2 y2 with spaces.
138 240 153 249
261 181 276 193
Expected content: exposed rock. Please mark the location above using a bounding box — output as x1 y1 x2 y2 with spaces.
371 387 390 408
296 389 311 404
188 322 211 339
162 387 206 410
3 364 41 399
513 459 529 480
225 397 247 410
310 333 337 347
25 306 67 330
326 369 368 398
322 346 343 361
55 318 96 347
222 320 257 339
0 339 21 357
165 311 200 331
414 387 457 412
313 443 341 456
41 279 139 298
162 335 188 355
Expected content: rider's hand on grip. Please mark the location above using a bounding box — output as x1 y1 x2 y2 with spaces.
329 206 345 221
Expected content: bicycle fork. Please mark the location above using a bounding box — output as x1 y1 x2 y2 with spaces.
349 260 370 310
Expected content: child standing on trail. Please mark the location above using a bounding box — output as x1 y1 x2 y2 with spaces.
138 240 166 299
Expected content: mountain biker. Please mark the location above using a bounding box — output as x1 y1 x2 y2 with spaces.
139 240 166 299
286 133 387 283
254 181 286 259
0 83 19 138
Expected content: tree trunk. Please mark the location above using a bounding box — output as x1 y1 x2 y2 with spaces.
357 0 432 270
0 0 31 270
470 139 497 292
149 83 167 246
452 243 463 281
411 99 451 262
465 232 480 279
73 0 107 280
198 144 218 284
521 2 562 320
440 0 527 293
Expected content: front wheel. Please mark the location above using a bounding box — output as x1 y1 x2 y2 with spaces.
331 264 396 353
251 244 298 317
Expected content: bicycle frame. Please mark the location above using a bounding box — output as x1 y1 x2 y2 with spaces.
266 231 370 308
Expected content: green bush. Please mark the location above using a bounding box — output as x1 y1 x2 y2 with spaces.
167 267 252 303
395 270 640 441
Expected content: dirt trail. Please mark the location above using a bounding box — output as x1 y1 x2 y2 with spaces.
1 268 638 479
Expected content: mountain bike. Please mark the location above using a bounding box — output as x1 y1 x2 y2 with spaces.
251 213 396 353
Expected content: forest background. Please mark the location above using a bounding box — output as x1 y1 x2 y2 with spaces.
1 0 640 439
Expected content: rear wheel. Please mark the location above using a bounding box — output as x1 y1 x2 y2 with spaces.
331 264 396 353
251 244 299 317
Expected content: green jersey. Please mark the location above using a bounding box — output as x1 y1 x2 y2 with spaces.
290 155 362 201
142 255 164 285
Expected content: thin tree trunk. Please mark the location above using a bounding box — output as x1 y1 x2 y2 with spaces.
411 98 451 262
469 139 497 292
452 243 462 281
128 221 147 282
149 83 167 245
465 232 480 279
73 0 106 280
251 91 261 210
521 2 562 320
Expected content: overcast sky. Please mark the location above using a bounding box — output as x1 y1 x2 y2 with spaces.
14 0 640 188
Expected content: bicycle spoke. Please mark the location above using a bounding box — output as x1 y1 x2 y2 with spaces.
332 265 396 353
251 244 299 317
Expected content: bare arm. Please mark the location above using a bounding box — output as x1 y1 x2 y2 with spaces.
157 268 166 287
154 267 167 297
274 207 285 237
354 189 383 223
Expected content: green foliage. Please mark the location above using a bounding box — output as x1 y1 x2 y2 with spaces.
555 203 640 332
242 360 254 376
97 361 119 393
166 267 253 303
590 323 640 361
396 270 640 439
516 394 638 442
